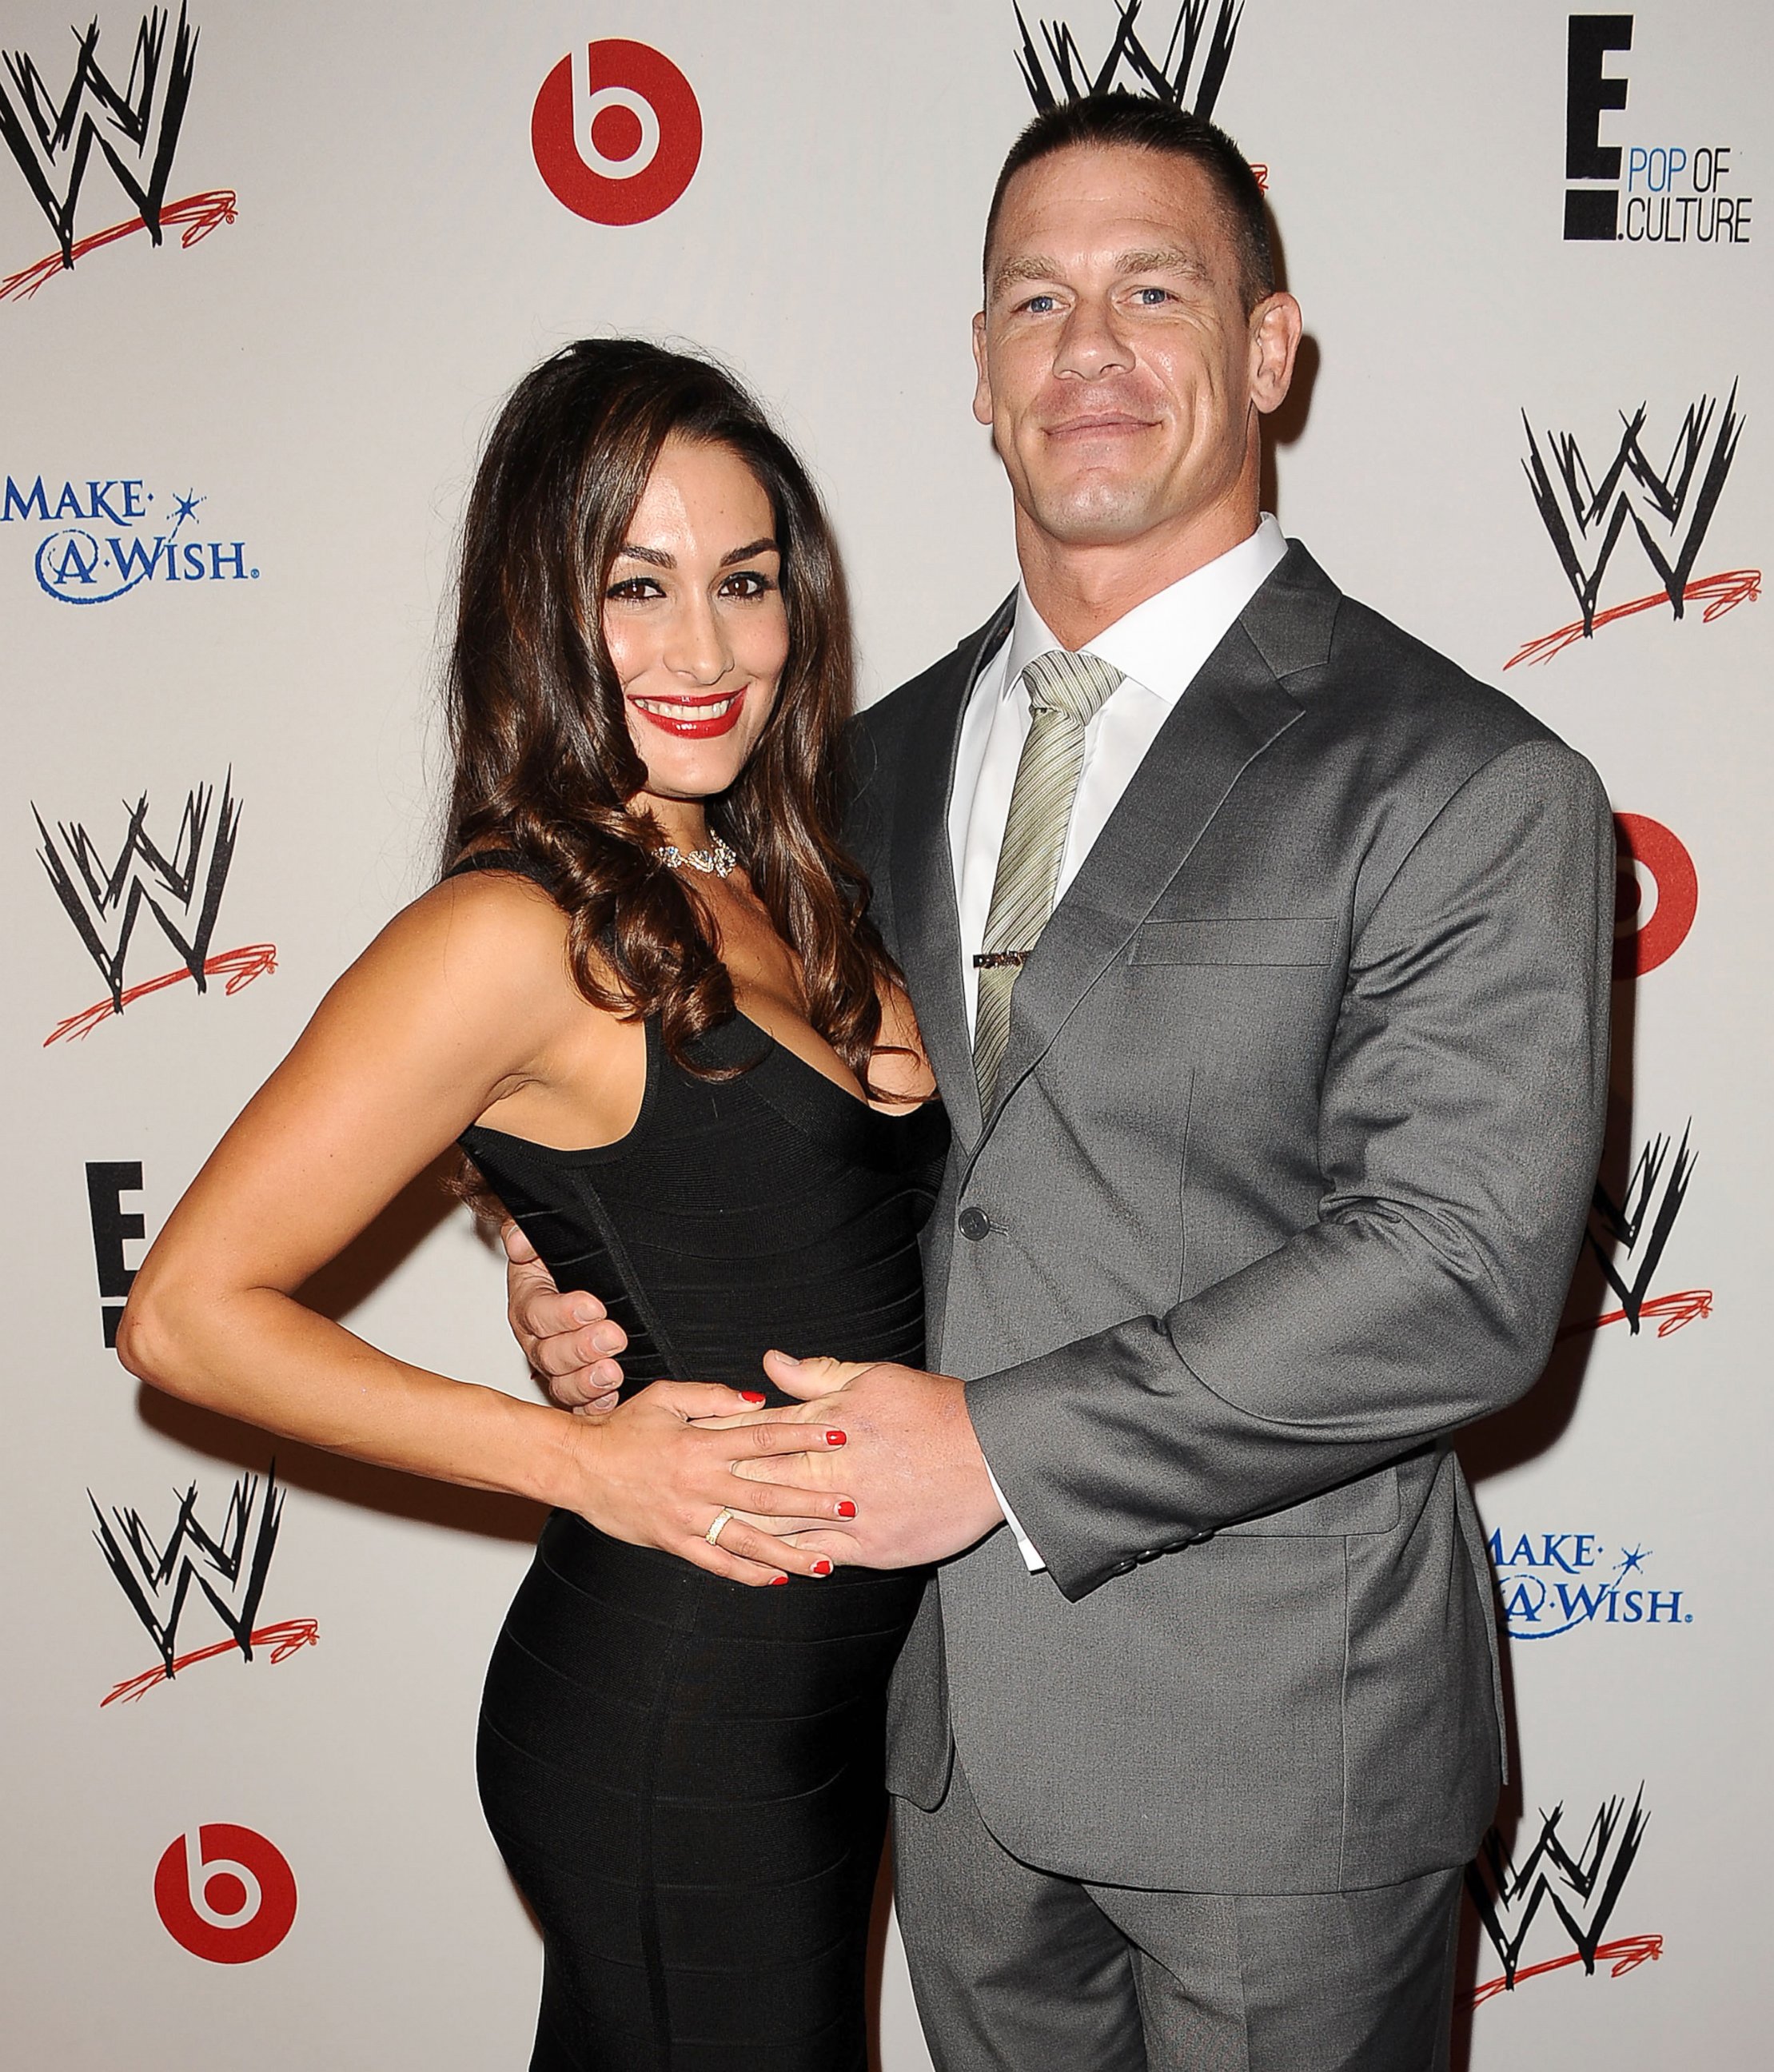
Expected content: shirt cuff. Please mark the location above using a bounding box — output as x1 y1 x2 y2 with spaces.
983 1460 1046 1572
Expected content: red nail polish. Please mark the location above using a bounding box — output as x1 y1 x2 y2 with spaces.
769 1574 788 1585
825 1429 847 1447
811 1559 833 1576
836 1500 857 1518
739 1390 766 1404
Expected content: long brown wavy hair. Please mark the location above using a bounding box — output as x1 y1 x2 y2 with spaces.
442 338 899 1082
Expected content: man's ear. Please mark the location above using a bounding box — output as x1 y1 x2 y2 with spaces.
1250 291 1303 417
971 309 994 428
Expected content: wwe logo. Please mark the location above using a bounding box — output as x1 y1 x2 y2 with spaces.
1521 385 1745 640
90 1468 283 1683
34 773 247 1026
0 6 197 273
1587 1124 1699 1337
1015 0 1242 118
1465 1791 1658 2004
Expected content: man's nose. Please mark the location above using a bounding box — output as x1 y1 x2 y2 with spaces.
1053 297 1134 378
662 598 734 685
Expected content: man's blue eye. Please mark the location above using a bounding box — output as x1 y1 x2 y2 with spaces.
1026 294 1056 313
1137 287 1170 305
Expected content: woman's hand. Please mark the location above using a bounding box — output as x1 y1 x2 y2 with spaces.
564 1377 860 1585
692 1357 875 1566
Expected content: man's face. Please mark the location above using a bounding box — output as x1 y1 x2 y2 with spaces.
974 143 1290 552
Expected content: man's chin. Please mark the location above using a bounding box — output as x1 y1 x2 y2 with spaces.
1021 480 1166 548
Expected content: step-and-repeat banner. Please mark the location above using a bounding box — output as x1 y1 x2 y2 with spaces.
3 4 1766 2065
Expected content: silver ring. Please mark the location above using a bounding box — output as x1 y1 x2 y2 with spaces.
704 1506 736 1547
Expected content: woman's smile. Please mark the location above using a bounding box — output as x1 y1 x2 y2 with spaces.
628 684 750 738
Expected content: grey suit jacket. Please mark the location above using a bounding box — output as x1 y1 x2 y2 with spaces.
846 542 1613 1895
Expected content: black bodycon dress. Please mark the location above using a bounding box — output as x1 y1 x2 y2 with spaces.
457 885 945 2071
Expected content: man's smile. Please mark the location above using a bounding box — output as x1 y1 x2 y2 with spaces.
1042 410 1159 441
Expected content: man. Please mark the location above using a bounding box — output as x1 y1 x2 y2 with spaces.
511 94 1613 2070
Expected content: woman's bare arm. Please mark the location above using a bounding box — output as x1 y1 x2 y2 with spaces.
117 874 849 1584
867 979 939 1110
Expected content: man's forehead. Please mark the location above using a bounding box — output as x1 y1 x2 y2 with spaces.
989 146 1235 269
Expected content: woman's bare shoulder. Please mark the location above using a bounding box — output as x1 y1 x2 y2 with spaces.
321 866 597 1051
393 866 568 973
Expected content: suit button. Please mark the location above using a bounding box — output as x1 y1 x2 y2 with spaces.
958 1206 991 1241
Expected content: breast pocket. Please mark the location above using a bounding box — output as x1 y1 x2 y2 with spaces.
1129 916 1342 966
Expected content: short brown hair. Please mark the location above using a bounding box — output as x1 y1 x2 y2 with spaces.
984 93 1274 312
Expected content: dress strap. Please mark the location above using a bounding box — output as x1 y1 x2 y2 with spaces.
442 848 558 891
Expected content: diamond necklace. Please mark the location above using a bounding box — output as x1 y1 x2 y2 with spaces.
658 832 739 878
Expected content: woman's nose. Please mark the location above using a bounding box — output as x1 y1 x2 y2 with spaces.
662 599 733 685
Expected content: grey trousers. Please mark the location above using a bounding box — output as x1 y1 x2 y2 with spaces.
893 1761 1462 2072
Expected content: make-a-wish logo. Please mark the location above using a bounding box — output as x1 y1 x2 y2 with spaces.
0 6 234 306
2 472 258 603
1014 2 1264 185
1489 1531 1690 1640
90 1467 317 1708
1464 1791 1659 2008
1560 1122 1710 1341
1508 384 1758 667
34 773 277 1046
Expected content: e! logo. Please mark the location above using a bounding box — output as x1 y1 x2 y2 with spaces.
531 39 702 225
86 1160 144 1348
1565 14 1632 240
1613 813 1697 978
153 1824 297 1964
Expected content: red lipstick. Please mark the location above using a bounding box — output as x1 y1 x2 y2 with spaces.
628 686 748 739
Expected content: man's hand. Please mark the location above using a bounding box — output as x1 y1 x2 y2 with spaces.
562 1378 859 1586
718 1353 1005 1569
504 1220 625 1411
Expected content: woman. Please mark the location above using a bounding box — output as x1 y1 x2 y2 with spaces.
118 339 945 2070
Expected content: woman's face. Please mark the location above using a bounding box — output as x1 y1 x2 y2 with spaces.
602 436 789 821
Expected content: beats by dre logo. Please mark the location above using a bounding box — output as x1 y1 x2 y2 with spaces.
531 39 702 225
1613 814 1698 978
153 1824 297 1963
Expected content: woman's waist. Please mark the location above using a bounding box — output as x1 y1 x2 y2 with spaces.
612 1320 926 1401
538 1508 931 1606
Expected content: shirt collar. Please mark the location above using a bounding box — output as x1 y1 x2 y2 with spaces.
999 512 1288 709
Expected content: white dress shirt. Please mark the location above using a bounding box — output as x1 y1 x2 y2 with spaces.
951 514 1290 1568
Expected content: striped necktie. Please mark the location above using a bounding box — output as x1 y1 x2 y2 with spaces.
972 648 1123 1108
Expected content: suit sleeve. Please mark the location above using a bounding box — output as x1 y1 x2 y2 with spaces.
966 736 1616 1600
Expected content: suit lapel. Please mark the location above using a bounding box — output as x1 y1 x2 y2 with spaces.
890 596 1015 1150
976 551 1334 1140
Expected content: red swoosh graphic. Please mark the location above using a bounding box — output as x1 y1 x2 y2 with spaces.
1507 569 1759 669
1465 1931 1663 2007
100 1616 318 1707
45 941 277 1046
1557 1288 1714 1341
2 188 237 305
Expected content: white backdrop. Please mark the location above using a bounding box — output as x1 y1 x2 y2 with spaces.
2 3 1768 2065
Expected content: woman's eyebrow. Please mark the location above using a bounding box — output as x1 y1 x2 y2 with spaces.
612 537 777 569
